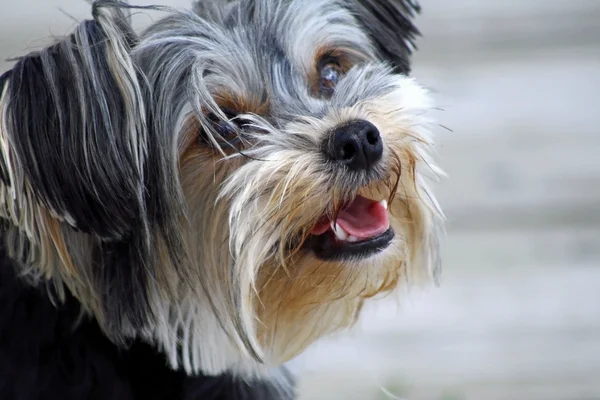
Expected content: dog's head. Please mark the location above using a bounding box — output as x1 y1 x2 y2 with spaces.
0 0 442 377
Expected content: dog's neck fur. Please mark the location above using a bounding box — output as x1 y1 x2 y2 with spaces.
0 247 294 399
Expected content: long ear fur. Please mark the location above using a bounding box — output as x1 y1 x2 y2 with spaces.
0 3 147 239
346 0 421 74
0 2 180 337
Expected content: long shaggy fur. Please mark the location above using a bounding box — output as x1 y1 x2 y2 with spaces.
0 0 443 398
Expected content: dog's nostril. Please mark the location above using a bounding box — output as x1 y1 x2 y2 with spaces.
342 142 357 160
366 129 379 146
326 120 383 171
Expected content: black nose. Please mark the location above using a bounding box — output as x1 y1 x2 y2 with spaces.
326 120 383 171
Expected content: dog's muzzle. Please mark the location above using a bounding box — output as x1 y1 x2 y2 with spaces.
306 119 393 260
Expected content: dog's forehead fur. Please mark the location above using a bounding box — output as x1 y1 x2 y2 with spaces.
135 0 384 122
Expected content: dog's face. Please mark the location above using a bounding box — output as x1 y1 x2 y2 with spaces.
0 0 442 378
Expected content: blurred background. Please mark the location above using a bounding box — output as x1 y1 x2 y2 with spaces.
1 1 599 399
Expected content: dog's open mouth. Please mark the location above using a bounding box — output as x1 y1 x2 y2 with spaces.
306 195 395 260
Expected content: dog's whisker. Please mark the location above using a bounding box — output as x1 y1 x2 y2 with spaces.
438 124 454 133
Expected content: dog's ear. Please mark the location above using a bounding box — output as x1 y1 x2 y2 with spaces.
0 3 146 240
0 2 176 335
346 0 421 74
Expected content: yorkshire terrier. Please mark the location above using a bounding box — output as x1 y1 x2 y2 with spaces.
0 0 443 398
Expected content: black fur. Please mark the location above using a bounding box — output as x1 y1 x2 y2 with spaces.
347 0 421 74
0 250 291 400
4 18 145 240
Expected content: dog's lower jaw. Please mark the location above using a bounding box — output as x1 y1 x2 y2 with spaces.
135 236 389 378
255 230 411 366
145 204 434 380
139 265 370 380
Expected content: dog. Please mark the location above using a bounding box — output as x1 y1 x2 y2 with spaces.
0 0 443 398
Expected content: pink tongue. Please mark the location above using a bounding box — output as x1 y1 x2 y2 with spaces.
310 195 389 239
336 195 389 239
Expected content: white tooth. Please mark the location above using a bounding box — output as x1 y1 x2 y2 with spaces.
331 222 348 241
335 223 349 241
380 199 388 210
347 235 359 243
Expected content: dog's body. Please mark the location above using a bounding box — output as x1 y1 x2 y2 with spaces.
0 0 442 398
0 253 290 400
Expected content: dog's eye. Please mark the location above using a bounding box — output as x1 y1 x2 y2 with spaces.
200 108 249 148
208 114 239 145
319 62 341 97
